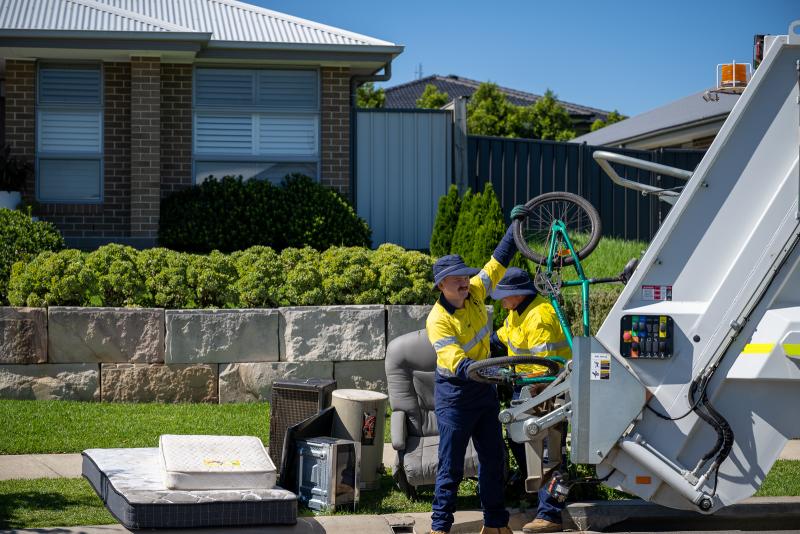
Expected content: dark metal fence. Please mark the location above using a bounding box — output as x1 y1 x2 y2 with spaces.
466 136 706 242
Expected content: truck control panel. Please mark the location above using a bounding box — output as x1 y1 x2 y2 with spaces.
620 315 674 359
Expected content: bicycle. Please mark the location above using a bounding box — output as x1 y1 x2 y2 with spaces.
468 191 637 387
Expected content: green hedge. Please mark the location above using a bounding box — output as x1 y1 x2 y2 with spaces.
0 209 64 304
159 174 371 253
7 243 437 308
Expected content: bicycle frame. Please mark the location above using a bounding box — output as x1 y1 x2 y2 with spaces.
543 219 614 349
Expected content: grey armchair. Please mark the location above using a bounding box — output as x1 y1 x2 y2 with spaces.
385 328 479 498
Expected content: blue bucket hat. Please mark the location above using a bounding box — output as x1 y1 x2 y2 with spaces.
492 267 537 299
432 254 480 290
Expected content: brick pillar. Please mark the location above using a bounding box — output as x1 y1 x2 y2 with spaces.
4 60 36 198
320 67 351 197
160 64 193 197
130 56 161 239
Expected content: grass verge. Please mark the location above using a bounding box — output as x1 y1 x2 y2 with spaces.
0 478 115 529
0 400 392 455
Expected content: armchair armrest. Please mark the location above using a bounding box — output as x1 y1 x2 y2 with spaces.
391 410 407 451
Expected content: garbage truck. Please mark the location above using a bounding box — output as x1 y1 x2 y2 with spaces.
480 21 800 513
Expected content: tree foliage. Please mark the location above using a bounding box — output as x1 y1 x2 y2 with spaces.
356 82 385 108
416 83 450 109
590 110 627 132
466 83 575 140
510 90 575 141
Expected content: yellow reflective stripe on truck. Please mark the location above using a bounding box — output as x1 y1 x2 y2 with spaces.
742 343 774 354
782 344 800 358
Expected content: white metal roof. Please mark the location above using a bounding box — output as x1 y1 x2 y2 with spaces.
572 90 739 148
0 0 397 47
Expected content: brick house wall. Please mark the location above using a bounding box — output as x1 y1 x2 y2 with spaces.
4 60 354 243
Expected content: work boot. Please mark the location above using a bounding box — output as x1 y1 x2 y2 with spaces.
522 517 562 533
479 526 513 534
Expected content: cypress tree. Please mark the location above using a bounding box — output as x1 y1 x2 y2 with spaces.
450 187 476 261
429 184 461 257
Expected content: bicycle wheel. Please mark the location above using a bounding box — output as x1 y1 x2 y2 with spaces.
467 356 561 385
513 192 602 266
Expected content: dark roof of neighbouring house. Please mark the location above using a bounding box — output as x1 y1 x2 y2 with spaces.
384 74 611 121
572 90 740 146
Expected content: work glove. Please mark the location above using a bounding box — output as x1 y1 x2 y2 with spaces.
510 204 529 221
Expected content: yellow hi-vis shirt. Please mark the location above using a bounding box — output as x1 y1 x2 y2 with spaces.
426 257 507 379
496 294 571 375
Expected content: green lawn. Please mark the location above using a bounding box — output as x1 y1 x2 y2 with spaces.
0 399 392 454
519 235 648 283
0 478 115 529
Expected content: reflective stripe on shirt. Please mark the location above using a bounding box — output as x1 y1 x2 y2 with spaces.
433 336 459 351
463 323 491 353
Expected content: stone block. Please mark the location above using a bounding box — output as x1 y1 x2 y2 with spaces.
101 363 217 403
0 363 99 400
334 360 387 393
166 309 280 364
218 361 334 403
0 307 47 364
280 306 385 362
387 305 432 342
48 307 164 363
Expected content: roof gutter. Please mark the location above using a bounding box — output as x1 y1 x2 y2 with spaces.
350 60 392 107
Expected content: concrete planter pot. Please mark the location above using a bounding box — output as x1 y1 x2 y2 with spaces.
0 191 21 210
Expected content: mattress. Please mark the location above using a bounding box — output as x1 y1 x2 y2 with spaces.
159 434 276 490
82 447 296 529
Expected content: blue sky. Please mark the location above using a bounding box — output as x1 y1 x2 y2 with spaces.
250 0 796 116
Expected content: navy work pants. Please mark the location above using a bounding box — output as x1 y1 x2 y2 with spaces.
431 402 509 532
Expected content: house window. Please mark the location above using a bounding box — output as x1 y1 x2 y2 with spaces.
193 68 320 184
36 64 103 202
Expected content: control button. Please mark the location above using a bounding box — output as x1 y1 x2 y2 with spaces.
638 321 646 331
623 331 632 342
659 341 667 353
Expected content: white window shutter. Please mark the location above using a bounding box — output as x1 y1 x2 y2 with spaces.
257 115 318 156
195 69 255 107
195 114 254 155
257 70 318 110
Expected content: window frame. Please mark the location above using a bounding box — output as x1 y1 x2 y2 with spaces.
35 62 104 204
192 66 321 185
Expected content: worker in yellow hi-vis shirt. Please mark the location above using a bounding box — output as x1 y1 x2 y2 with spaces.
425 205 526 534
489 267 571 534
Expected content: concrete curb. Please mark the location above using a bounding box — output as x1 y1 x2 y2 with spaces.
564 496 800 532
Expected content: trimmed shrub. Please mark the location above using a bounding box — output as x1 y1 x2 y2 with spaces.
8 243 437 308
279 247 325 306
0 209 64 304
320 247 381 305
7 249 95 307
430 184 461 257
232 246 284 308
372 243 436 305
137 248 195 308
84 244 147 307
159 174 371 253
186 251 238 308
280 174 371 250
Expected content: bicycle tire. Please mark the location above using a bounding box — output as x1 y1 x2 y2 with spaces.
467 355 562 385
512 192 602 266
